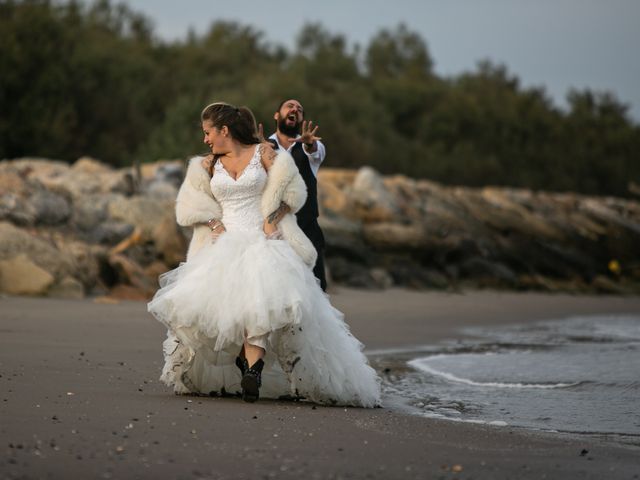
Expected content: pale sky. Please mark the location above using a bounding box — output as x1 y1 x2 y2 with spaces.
106 0 640 120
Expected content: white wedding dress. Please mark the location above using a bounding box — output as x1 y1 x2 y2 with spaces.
147 146 381 407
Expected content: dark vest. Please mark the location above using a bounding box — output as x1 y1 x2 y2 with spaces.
269 139 324 248
290 143 319 226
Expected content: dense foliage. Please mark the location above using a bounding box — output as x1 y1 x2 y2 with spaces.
1 0 638 196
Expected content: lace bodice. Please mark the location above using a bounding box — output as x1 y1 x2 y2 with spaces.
210 145 266 232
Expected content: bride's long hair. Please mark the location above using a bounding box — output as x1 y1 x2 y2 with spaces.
200 102 260 176
201 102 260 144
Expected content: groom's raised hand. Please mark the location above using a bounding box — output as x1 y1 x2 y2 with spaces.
294 120 322 153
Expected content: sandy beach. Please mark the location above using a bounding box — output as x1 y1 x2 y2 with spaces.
2 289 640 479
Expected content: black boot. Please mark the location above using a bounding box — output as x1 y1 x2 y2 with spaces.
241 358 264 403
235 356 246 376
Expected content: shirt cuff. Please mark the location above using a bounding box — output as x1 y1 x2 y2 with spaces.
303 143 323 160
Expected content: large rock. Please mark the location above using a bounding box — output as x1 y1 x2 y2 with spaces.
320 215 373 264
0 192 37 226
20 157 135 199
30 190 71 225
350 166 399 222
362 222 427 249
0 222 74 281
145 181 178 200
0 253 55 295
0 170 29 196
48 275 85 299
71 194 113 232
90 221 135 245
107 196 175 241
107 253 156 297
0 168 38 225
51 239 105 292
457 256 518 287
152 215 187 267
318 169 354 216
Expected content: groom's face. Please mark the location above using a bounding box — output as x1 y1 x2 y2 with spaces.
275 99 304 136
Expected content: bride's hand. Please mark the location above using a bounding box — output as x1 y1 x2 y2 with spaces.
263 219 279 238
208 219 226 241
257 123 266 143
201 154 214 171
211 227 226 242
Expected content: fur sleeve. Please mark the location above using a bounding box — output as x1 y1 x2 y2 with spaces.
281 173 307 214
261 150 307 216
175 156 222 227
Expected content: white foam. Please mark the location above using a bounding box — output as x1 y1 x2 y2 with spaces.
409 355 579 389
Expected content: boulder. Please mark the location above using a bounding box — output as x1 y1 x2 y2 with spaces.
72 156 112 174
0 170 29 196
350 166 399 222
457 257 518 287
140 160 184 185
107 253 156 296
71 194 113 231
384 256 451 289
26 157 135 199
48 276 84 299
362 222 427 249
320 215 373 264
145 181 178 200
318 171 352 216
0 253 55 295
152 215 187 267
0 222 74 281
30 190 71 225
107 196 175 241
90 221 135 245
0 192 37 226
325 256 382 289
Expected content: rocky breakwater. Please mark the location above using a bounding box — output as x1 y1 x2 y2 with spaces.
318 167 640 293
0 157 638 299
0 157 186 300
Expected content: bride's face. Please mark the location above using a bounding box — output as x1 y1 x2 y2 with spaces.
202 120 230 154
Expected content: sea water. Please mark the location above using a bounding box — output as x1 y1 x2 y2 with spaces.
373 315 640 439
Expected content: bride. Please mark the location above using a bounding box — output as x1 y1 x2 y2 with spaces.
147 102 381 406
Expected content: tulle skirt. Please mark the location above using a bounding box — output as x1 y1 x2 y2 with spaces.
147 229 381 407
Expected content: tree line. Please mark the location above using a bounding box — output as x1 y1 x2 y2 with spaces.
1 0 639 196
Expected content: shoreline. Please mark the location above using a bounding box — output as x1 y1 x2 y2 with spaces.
2 289 640 479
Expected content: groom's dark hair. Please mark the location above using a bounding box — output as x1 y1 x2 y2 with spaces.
275 99 305 117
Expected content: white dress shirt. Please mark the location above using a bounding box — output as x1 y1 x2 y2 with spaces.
268 133 326 177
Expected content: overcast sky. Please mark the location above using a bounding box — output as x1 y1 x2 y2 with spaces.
108 0 640 120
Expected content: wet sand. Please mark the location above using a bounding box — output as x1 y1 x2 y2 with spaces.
2 289 640 479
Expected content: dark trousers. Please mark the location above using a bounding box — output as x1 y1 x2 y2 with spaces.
300 220 327 292
313 249 327 292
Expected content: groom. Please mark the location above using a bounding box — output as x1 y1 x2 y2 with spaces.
266 99 327 291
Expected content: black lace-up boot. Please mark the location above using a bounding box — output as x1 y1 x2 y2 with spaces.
241 358 264 403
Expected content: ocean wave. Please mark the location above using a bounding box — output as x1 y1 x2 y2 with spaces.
408 355 581 389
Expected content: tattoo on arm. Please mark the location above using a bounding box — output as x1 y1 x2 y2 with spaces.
267 202 289 224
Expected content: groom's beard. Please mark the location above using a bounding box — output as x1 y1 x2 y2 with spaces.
278 117 301 137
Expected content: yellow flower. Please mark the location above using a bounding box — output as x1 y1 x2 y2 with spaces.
608 259 621 275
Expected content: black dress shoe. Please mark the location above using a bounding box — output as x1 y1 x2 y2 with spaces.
241 358 264 403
